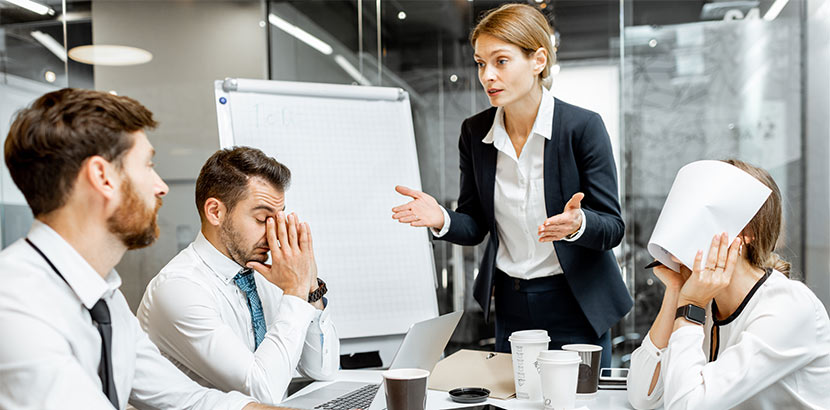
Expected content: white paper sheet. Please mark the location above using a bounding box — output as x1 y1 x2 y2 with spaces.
647 160 772 272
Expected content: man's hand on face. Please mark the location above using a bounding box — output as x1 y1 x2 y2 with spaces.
247 211 315 299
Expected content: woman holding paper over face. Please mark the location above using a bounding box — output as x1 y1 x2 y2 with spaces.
390 3 631 367
627 159 830 410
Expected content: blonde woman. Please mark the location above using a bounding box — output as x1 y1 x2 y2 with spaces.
627 159 830 409
392 3 630 367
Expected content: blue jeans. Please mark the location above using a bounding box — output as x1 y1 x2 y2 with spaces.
493 271 612 368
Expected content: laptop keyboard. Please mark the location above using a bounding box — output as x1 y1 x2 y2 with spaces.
314 383 380 410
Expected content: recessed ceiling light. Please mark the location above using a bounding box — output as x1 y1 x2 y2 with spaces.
43 70 56 83
449 74 458 83
397 11 406 20
550 64 561 76
68 45 153 66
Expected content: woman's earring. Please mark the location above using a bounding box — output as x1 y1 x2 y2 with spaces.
738 243 743 256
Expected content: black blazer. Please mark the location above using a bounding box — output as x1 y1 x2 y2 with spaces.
439 98 633 338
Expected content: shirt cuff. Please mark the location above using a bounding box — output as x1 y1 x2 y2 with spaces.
315 299 331 328
562 209 587 242
430 206 451 238
281 294 317 322
226 391 257 410
641 332 667 358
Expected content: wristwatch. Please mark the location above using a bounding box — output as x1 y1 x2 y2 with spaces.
675 304 706 326
308 278 327 303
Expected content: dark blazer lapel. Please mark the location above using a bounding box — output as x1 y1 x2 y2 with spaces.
479 140 498 229
544 99 565 216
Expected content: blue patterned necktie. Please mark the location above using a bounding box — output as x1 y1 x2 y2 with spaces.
233 268 266 349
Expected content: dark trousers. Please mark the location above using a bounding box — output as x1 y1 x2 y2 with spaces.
494 271 612 368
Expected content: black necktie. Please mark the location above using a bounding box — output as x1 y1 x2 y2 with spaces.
88 299 119 408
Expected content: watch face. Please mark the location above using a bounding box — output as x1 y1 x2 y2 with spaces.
687 305 706 324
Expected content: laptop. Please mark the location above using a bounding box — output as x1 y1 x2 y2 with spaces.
281 310 463 410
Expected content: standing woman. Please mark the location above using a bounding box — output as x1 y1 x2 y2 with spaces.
392 3 631 367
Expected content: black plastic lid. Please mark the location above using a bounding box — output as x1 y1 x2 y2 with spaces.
448 387 491 403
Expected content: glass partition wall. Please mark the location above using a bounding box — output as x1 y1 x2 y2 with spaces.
619 0 805 365
0 0 813 366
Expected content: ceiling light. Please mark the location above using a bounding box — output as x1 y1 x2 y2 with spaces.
763 0 790 20
449 74 458 83
3 0 54 15
31 31 66 62
43 70 56 83
648 39 658 48
334 55 371 86
268 13 333 55
397 11 406 20
68 45 153 66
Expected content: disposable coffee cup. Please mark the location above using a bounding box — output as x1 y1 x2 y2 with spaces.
535 350 580 410
561 344 602 397
508 330 550 401
382 368 430 410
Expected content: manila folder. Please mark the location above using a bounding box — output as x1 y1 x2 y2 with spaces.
427 349 515 400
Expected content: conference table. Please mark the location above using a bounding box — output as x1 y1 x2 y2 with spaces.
289 370 635 410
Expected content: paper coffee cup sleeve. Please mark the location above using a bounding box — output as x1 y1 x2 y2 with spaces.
647 160 772 272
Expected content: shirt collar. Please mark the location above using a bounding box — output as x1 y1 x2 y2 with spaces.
482 85 555 145
192 231 246 284
26 220 121 310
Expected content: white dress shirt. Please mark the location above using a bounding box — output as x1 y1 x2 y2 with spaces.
434 85 586 280
627 270 830 410
0 221 253 410
137 232 339 404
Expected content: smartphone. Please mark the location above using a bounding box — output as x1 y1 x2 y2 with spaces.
599 367 629 382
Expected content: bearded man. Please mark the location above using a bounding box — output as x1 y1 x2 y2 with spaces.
0 88 287 410
137 146 339 404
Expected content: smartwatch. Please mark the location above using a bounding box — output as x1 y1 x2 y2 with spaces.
308 278 327 303
675 304 706 325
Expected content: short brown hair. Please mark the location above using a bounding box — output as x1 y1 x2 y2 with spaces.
723 159 791 277
5 88 157 216
471 4 556 83
195 147 291 220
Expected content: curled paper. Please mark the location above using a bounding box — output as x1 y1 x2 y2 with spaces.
647 160 772 272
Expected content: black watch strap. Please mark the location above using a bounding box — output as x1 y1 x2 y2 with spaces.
675 304 706 325
308 278 327 303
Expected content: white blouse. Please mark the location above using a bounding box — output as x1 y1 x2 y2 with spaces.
434 85 586 280
627 270 830 410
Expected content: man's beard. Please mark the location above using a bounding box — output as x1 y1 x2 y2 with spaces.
219 217 268 267
106 176 162 250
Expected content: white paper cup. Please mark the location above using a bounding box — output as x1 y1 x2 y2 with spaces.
561 344 603 397
508 330 550 401
535 350 580 410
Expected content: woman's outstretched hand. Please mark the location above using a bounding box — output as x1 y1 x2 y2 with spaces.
391 185 445 230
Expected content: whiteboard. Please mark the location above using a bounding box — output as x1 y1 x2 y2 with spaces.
214 79 438 338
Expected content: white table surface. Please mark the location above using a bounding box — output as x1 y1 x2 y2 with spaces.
288 370 634 410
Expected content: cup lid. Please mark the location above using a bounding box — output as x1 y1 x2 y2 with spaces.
537 350 580 363
382 368 430 380
508 329 550 343
561 343 603 353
